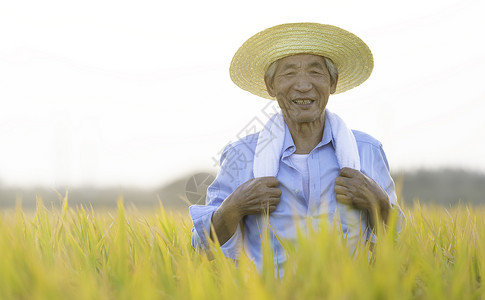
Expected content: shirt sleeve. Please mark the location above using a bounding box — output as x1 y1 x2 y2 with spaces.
360 142 406 241
189 143 245 259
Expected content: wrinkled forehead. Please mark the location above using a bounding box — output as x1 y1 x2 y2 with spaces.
268 53 328 69
267 54 330 76
275 53 326 66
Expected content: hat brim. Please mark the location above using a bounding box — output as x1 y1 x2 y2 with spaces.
229 23 374 99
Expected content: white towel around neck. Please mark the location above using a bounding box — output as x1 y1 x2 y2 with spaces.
253 109 366 252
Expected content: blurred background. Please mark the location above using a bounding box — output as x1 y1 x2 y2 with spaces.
1 0 484 210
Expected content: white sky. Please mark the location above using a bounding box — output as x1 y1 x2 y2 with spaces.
0 0 484 188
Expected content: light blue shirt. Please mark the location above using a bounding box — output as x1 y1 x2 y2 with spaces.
189 114 405 272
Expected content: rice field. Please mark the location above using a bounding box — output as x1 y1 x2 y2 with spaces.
0 192 483 300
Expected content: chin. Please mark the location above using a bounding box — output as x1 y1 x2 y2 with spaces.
292 113 322 124
296 118 318 124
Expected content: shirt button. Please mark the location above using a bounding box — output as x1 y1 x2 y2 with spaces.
295 189 299 193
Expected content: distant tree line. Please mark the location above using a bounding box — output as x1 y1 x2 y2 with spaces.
1 168 484 211
392 168 485 206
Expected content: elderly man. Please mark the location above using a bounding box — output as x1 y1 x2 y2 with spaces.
189 23 404 272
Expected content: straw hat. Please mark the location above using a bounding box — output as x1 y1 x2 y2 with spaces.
230 23 374 99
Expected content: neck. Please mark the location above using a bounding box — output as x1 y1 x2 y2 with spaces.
284 112 325 154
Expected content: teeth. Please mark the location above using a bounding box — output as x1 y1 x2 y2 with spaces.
293 99 313 104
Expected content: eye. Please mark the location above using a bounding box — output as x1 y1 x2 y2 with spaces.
310 70 324 76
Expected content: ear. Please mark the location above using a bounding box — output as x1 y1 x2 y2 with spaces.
264 74 276 98
330 73 338 94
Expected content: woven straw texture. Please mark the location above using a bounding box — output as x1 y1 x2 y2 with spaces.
230 23 374 99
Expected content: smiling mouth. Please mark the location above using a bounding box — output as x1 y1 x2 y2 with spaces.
292 99 314 105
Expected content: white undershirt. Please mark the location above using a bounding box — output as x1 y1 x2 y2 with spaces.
288 153 310 200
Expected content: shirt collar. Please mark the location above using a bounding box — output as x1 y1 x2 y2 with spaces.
281 111 335 157
319 111 334 147
282 122 296 157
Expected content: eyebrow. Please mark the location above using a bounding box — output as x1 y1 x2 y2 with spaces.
280 61 326 72
308 61 326 70
279 63 299 72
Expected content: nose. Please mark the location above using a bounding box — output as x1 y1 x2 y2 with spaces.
292 74 312 93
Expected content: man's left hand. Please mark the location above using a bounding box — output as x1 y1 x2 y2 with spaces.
334 167 391 228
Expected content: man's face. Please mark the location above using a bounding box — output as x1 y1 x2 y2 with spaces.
265 54 337 124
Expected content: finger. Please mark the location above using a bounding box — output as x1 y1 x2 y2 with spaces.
336 194 352 205
268 196 281 205
267 187 282 197
261 176 279 187
260 200 275 212
335 176 350 187
334 185 349 195
338 167 358 178
351 197 371 211
266 197 281 208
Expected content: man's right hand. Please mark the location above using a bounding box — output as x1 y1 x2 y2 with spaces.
224 176 282 218
210 177 281 245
